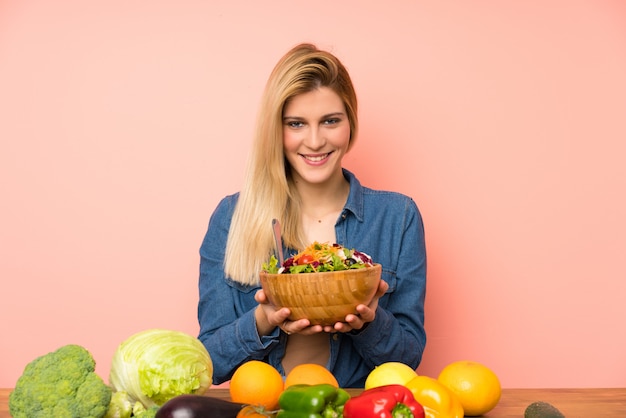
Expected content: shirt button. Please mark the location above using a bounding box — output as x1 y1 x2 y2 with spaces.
332 334 339 341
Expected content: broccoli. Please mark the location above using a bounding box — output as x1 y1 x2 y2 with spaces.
9 344 112 418
104 390 160 418
105 391 133 418
131 400 159 418
134 406 159 418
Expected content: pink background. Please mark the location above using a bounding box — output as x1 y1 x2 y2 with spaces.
1 1 625 389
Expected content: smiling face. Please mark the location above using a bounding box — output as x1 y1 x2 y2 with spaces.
282 87 351 188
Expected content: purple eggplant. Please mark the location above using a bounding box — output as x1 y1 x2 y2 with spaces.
155 394 245 418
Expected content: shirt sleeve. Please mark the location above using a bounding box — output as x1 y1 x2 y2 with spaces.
197 195 280 384
347 197 427 369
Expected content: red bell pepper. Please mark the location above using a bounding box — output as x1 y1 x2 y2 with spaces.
343 384 425 418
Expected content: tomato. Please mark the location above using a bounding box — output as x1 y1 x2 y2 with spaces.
297 254 315 265
236 405 276 417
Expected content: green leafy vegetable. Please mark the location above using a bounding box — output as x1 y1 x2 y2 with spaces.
109 329 213 410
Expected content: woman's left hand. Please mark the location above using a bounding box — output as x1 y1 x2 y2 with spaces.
323 279 389 333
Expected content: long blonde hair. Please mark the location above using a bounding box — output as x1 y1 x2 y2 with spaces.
224 43 358 285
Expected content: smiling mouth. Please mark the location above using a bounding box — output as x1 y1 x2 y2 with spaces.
301 152 331 162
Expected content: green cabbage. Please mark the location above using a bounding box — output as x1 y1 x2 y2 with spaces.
109 329 213 409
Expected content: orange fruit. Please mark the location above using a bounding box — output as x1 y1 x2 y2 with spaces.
437 360 501 416
285 363 338 388
236 405 275 417
364 361 418 389
229 360 284 410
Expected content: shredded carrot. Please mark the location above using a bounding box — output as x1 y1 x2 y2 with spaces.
294 241 339 264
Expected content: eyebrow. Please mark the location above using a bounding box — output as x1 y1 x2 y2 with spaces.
283 112 346 121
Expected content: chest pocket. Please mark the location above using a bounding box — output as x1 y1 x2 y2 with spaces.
224 276 259 293
224 277 260 315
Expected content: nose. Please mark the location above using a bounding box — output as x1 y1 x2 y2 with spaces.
304 126 325 150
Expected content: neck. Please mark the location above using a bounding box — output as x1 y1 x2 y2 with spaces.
294 170 349 220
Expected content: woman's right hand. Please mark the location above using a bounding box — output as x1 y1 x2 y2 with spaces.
254 289 322 336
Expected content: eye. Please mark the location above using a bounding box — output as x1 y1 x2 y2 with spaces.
285 120 305 128
323 118 341 126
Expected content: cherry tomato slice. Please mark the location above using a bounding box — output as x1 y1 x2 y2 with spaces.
297 254 315 265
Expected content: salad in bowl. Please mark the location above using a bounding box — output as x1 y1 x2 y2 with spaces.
259 242 381 325
262 241 375 274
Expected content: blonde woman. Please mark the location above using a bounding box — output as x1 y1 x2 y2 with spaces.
198 43 426 388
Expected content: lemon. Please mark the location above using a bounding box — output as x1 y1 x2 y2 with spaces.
364 361 418 389
438 360 501 416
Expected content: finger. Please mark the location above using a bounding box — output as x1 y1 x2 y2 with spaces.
353 305 375 322
344 314 365 331
254 289 268 304
281 320 292 335
322 324 336 333
298 324 324 335
274 308 291 323
346 313 363 324
281 318 311 335
334 321 356 333
376 280 389 297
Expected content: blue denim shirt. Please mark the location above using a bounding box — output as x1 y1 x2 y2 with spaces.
198 169 426 388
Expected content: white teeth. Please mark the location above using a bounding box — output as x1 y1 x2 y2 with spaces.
304 153 329 162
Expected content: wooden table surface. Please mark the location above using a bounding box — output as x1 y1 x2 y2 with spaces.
1 387 625 417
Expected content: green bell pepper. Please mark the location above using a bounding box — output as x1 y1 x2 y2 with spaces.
277 384 351 418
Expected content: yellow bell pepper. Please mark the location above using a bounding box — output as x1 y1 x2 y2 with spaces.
405 375 464 418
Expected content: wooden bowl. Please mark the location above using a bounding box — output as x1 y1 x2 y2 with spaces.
259 264 382 326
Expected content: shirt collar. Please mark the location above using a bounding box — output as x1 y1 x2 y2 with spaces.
342 168 364 222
